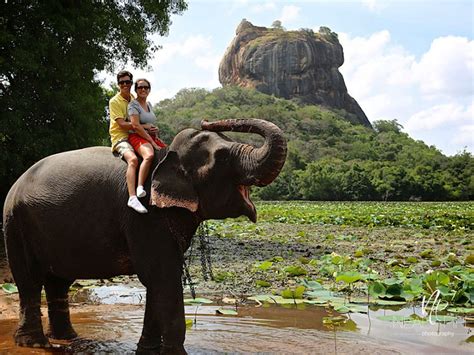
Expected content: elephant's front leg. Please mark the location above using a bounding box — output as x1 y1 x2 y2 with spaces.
135 239 187 354
138 281 186 354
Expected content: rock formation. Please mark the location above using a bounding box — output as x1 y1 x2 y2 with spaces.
219 20 371 127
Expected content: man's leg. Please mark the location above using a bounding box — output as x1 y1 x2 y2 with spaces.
123 150 139 197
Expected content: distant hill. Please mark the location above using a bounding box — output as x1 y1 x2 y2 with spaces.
154 86 473 201
219 20 370 127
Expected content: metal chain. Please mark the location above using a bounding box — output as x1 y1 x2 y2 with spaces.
182 221 214 297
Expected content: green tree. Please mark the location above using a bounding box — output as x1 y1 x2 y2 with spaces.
296 159 345 200
341 163 375 200
373 119 403 134
271 20 284 30
0 0 187 202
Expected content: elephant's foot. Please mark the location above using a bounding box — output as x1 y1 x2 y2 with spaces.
15 328 51 348
136 341 160 354
160 344 187 355
46 326 78 341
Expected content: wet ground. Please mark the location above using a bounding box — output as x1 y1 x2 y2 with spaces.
0 284 472 354
1 218 473 354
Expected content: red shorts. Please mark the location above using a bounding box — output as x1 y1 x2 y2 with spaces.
129 133 167 152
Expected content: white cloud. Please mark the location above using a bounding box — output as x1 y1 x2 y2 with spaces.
339 31 474 155
154 35 213 66
452 124 474 148
279 5 300 26
414 36 474 98
405 103 473 132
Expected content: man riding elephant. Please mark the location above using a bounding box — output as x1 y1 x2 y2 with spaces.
3 118 287 353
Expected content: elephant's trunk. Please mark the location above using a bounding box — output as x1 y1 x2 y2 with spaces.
201 119 287 186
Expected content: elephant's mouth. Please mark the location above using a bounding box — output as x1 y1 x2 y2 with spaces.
238 185 257 222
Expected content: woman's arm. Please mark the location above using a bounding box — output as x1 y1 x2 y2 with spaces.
130 114 160 150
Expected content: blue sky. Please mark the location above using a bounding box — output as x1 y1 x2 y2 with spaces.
102 0 473 156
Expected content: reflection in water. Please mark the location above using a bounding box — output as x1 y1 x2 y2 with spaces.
0 285 472 353
0 302 472 354
0 308 388 354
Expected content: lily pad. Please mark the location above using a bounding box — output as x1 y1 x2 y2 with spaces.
185 319 193 328
183 297 213 304
274 298 305 305
368 282 386 297
216 309 238 315
447 307 474 314
284 265 307 276
306 289 334 299
301 279 324 290
1 283 18 294
372 299 407 306
336 271 362 284
428 315 457 323
334 303 368 314
377 315 413 322
323 316 347 325
255 260 273 271
281 286 305 299
303 299 328 305
248 294 276 302
256 280 271 287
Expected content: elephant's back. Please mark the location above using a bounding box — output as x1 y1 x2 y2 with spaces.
4 147 126 216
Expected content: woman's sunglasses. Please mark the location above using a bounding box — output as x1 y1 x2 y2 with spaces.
137 86 150 91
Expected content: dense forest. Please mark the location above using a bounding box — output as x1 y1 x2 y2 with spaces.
0 0 187 205
153 86 473 201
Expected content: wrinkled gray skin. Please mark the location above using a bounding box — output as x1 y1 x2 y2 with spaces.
3 119 286 354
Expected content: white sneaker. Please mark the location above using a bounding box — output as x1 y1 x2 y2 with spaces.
127 196 148 214
137 185 146 198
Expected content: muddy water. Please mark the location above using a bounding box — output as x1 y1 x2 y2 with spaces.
0 305 401 354
0 286 472 354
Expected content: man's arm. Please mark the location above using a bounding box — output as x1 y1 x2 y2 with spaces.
116 118 133 130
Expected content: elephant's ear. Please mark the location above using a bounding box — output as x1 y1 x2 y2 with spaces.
150 151 198 212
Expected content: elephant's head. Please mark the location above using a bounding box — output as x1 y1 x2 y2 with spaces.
150 119 287 222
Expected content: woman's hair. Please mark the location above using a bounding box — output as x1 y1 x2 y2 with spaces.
134 78 151 92
117 70 133 82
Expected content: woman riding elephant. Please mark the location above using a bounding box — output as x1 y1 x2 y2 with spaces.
3 118 287 354
128 78 166 201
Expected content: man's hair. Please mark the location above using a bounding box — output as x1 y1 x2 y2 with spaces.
117 70 133 82
134 78 151 92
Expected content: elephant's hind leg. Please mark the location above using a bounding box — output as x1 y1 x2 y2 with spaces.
44 274 77 340
5 222 49 347
14 284 49 348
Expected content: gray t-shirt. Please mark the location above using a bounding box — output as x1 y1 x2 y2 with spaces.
127 99 156 125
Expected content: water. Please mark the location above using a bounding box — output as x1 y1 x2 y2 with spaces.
0 284 472 354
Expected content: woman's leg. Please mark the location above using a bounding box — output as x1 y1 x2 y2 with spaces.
136 143 155 188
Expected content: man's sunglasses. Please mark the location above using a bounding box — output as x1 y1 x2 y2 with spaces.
137 86 150 90
118 80 133 85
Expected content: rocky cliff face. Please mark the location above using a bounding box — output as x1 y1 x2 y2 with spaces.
219 20 371 127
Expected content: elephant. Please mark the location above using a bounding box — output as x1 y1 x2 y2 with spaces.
2 118 287 353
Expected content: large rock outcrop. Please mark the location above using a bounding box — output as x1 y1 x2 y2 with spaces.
219 20 371 127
